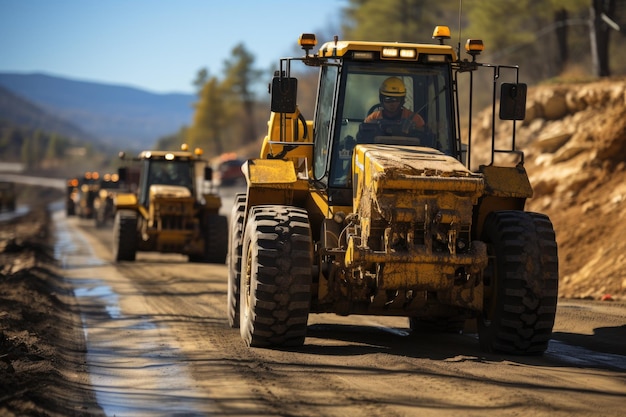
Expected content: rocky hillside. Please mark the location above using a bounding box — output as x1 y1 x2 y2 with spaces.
474 77 626 300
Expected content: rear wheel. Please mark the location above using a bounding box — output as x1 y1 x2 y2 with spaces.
478 211 559 355
203 214 228 264
240 205 313 347
227 193 246 328
113 209 137 262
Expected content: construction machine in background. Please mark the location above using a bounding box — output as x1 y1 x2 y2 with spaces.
65 177 78 216
66 172 100 218
76 171 101 218
227 27 559 355
113 145 228 264
94 171 136 228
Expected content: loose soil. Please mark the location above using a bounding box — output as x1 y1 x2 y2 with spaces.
0 188 102 416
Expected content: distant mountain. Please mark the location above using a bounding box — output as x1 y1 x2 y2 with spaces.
0 72 196 150
0 84 96 142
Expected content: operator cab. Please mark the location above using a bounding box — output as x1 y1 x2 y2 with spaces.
269 30 526 206
136 155 196 207
310 61 456 204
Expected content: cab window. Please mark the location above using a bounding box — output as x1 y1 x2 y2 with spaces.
313 65 339 182
328 63 454 188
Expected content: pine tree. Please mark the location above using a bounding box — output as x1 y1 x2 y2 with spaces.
222 43 263 144
188 77 226 155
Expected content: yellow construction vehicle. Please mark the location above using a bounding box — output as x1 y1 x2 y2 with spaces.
94 172 128 228
228 28 558 354
113 145 227 263
74 171 101 219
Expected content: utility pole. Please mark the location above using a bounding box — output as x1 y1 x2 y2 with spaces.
590 0 618 77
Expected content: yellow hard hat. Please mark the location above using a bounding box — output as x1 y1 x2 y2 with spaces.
379 77 406 97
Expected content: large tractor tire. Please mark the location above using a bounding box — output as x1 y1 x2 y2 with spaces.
227 193 246 328
113 209 138 262
240 205 313 347
478 211 559 355
203 214 228 264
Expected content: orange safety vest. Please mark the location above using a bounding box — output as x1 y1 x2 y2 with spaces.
365 108 425 127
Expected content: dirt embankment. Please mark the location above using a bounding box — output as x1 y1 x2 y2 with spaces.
474 77 626 300
0 196 100 416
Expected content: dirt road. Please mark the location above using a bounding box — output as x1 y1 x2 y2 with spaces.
52 200 626 417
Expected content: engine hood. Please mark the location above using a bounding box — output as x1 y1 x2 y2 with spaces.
352 145 484 222
149 184 192 199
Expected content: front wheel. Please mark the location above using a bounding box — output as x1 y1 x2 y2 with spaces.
227 194 246 328
478 211 559 355
203 214 228 264
240 205 313 348
113 209 137 262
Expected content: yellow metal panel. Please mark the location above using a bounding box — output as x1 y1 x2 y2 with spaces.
480 165 533 198
261 141 314 160
114 192 137 208
353 145 485 223
263 110 313 145
149 185 191 199
344 237 488 291
243 159 297 186
308 189 353 220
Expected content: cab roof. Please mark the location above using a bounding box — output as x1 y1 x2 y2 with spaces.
317 40 457 61
137 150 197 160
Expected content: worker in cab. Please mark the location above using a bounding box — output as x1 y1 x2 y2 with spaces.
364 76 425 128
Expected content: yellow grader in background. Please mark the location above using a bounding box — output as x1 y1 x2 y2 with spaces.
113 145 228 263
93 172 123 228
94 171 138 228
67 171 101 218
227 27 559 354
65 177 79 216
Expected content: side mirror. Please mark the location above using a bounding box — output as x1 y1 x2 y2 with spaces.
499 83 527 120
204 166 213 181
270 76 298 113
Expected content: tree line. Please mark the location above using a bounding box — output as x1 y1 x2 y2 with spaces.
153 1 626 161
5 1 622 170
0 121 120 177
155 43 265 158
0 123 81 170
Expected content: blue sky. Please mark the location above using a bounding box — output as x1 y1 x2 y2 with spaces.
0 0 347 94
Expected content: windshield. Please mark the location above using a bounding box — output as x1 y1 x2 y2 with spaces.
138 159 195 206
328 62 455 187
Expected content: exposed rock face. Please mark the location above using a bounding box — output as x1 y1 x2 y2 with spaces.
472 77 626 300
